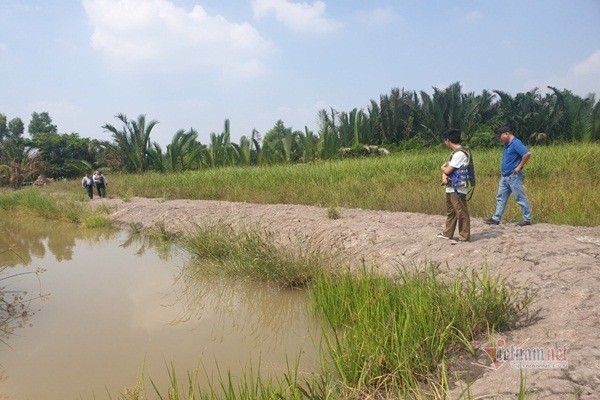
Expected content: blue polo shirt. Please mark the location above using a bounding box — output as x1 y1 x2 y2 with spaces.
501 138 530 176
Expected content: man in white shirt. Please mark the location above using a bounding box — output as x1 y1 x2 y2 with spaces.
438 129 471 243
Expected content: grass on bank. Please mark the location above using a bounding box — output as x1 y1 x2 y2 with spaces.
123 224 528 399
309 264 527 397
180 223 331 288
0 188 111 228
50 143 600 226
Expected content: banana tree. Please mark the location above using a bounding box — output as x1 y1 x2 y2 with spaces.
0 148 47 188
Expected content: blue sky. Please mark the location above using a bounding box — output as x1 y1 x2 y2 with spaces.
1 0 599 146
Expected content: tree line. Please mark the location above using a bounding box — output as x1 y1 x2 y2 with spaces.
1 82 599 186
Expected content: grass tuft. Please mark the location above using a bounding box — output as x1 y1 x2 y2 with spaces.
83 215 112 228
180 223 332 288
326 207 341 220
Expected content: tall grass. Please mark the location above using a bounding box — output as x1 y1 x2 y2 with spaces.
50 143 600 226
180 223 332 288
0 188 111 227
309 264 525 397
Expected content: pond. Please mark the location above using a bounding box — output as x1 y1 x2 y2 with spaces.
0 215 320 399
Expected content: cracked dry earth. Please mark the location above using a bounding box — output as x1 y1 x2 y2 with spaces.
97 197 600 399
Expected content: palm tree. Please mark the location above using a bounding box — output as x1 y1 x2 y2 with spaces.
102 114 160 173
166 128 204 171
203 119 240 168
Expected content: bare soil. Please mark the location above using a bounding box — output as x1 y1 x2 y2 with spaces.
97 197 600 399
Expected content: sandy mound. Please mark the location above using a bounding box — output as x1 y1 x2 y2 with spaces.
96 197 600 399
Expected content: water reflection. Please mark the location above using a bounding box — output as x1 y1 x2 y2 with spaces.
170 263 315 349
0 216 320 400
0 212 116 267
119 231 173 261
119 230 317 351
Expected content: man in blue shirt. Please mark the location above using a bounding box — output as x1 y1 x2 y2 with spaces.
484 127 532 226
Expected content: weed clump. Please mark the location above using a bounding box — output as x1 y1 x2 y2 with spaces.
326 206 341 220
309 264 527 396
181 223 331 288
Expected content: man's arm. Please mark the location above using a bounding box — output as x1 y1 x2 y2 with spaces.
441 162 454 175
515 151 531 173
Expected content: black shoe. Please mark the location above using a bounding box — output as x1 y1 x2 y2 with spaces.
517 220 532 226
483 218 500 225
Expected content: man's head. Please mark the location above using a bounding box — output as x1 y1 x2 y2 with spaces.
496 126 513 144
444 129 461 148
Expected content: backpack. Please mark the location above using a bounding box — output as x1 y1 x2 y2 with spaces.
447 148 476 199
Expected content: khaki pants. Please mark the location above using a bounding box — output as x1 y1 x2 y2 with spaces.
443 192 470 241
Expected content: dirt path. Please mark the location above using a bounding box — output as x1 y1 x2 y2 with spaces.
97 197 600 399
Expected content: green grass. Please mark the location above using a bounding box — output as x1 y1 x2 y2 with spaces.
50 143 600 226
0 187 111 228
180 223 332 288
309 264 526 397
326 207 341 220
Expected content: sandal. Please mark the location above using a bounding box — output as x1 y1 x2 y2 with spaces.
436 233 450 240
450 239 462 245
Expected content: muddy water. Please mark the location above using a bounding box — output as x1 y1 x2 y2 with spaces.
0 215 320 399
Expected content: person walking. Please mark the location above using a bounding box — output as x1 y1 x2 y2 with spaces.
81 173 94 199
93 170 108 198
484 126 532 226
437 129 472 244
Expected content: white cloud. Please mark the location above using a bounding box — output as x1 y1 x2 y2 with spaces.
525 50 600 96
83 0 272 79
355 6 403 26
252 0 341 33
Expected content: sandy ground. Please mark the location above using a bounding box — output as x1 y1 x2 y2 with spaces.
96 197 600 399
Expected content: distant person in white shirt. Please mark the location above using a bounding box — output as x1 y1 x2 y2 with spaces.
82 173 94 199
93 170 108 198
437 129 472 243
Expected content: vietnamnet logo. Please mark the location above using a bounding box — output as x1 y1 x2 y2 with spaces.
483 338 568 370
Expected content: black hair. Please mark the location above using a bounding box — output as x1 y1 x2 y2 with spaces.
444 129 461 144
496 126 511 136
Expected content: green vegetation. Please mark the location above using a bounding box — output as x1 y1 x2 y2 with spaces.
326 207 341 220
181 223 330 288
2 83 599 186
0 188 111 227
51 143 600 226
309 265 526 397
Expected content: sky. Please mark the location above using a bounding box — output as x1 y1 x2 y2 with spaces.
1 0 599 146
